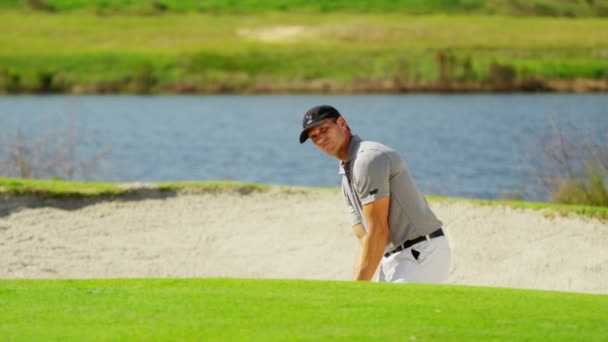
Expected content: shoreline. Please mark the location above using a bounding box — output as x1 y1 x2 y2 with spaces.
3 77 607 95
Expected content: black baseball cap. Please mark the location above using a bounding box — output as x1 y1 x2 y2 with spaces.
299 105 341 143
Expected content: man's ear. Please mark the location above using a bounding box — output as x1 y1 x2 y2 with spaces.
337 116 347 128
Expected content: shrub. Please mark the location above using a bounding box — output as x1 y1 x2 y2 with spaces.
488 62 517 84
0 115 109 180
552 167 608 206
128 64 157 94
534 119 608 206
20 0 54 11
0 69 21 93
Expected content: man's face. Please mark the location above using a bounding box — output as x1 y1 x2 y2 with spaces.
307 118 348 158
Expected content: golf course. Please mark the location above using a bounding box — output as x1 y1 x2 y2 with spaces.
1 0 608 340
1 179 608 340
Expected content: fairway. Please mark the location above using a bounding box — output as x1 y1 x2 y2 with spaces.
0 278 606 340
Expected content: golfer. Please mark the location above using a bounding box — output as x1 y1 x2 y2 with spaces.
300 105 451 283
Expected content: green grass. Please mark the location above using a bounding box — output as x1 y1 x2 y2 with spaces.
0 177 133 197
428 195 608 221
3 13 607 53
3 0 608 17
0 178 269 197
0 12 607 93
2 178 608 220
0 278 606 340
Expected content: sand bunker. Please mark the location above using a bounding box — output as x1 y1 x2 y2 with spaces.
1 190 606 294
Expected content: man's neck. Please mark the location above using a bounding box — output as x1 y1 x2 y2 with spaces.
337 134 352 162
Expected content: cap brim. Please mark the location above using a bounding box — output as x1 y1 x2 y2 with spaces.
299 118 331 143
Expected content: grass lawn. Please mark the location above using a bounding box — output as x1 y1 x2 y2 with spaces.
0 278 607 340
0 178 268 197
0 11 606 92
2 13 607 53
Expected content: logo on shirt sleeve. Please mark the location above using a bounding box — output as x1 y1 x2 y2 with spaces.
369 189 378 195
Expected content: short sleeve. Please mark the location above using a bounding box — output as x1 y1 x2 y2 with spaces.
341 178 362 226
353 151 391 205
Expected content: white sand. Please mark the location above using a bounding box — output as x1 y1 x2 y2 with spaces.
1 190 607 294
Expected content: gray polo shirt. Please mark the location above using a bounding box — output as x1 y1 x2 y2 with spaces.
340 135 442 253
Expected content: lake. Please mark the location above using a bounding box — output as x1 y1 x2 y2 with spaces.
1 94 607 200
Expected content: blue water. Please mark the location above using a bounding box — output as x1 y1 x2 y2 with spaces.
1 94 606 200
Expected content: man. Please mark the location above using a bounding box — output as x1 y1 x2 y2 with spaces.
299 104 451 283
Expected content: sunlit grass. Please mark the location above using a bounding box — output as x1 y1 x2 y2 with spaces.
428 195 608 221
1 13 607 53
0 278 606 341
0 12 606 92
0 178 271 197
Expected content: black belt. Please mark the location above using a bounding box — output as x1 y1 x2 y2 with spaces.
384 228 444 258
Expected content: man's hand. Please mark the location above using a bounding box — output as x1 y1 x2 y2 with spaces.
354 197 390 281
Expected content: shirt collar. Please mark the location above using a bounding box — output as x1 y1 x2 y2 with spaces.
338 134 362 174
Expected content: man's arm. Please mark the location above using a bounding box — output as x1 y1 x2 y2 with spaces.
353 197 390 281
352 223 365 278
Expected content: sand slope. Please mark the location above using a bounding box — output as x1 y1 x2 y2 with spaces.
1 190 606 294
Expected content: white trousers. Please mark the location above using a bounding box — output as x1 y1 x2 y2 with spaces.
375 236 451 283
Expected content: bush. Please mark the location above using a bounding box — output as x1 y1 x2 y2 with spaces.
0 69 21 93
128 63 157 94
488 62 517 84
534 119 608 206
0 115 109 180
20 0 54 11
552 168 608 206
